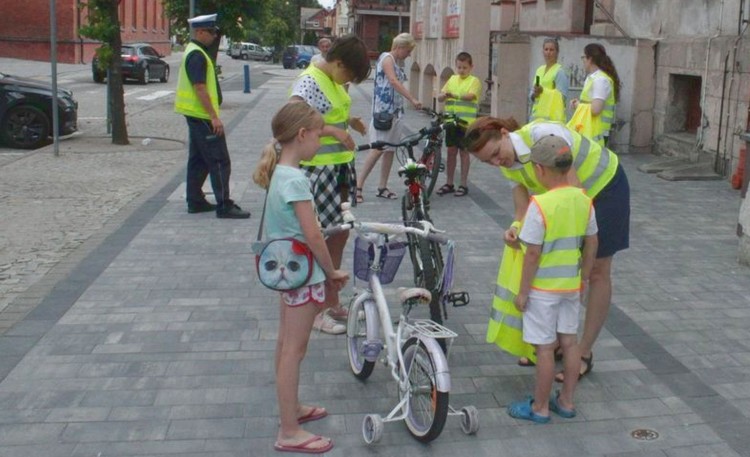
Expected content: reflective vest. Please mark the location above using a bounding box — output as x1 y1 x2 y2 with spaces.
576 71 616 146
530 64 566 122
503 122 619 199
443 74 481 126
486 236 536 362
530 186 592 292
295 65 354 166
174 42 219 120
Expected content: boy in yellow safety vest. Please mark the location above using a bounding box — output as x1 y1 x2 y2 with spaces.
507 135 598 424
435 52 482 197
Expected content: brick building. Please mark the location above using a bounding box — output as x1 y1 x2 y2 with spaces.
348 0 411 59
0 0 170 64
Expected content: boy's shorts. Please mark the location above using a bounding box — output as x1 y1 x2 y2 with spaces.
522 290 580 345
444 123 467 148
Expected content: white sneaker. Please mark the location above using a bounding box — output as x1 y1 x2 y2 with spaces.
313 311 346 335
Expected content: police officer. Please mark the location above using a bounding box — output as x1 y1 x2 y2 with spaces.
175 13 250 219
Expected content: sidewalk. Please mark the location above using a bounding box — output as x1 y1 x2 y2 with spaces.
0 61 749 457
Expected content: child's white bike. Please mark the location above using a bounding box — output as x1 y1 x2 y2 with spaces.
324 203 479 444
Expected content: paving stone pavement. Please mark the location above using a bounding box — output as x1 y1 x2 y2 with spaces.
0 59 749 457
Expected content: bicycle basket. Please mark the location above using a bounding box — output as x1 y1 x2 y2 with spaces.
353 236 406 284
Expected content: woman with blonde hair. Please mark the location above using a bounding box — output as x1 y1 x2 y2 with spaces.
355 32 423 202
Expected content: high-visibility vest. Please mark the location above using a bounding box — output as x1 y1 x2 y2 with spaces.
295 65 354 166
530 186 592 292
443 74 481 126
575 71 616 146
174 42 219 120
486 235 536 362
530 64 566 122
504 122 619 199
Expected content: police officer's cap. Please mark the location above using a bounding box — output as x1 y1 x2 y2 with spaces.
188 14 218 30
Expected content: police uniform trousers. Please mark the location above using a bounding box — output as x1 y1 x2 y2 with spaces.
185 116 233 209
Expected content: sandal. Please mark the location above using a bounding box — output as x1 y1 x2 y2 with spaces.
355 187 364 203
454 185 468 197
555 352 593 383
375 187 397 199
436 183 455 195
518 346 562 366
507 396 550 424
274 435 333 454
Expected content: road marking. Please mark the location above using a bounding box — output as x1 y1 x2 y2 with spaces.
124 88 149 97
137 90 174 101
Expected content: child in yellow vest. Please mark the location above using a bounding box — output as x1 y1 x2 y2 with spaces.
436 52 482 197
507 135 598 423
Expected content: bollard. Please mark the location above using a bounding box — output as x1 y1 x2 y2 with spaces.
243 64 251 94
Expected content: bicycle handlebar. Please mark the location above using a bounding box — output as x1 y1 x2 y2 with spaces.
322 204 449 245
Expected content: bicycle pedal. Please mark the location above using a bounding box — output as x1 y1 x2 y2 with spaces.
438 163 445 172
449 291 470 307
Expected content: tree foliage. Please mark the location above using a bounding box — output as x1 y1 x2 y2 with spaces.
163 0 324 49
78 0 128 145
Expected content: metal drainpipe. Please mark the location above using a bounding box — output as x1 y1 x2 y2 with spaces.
697 0 724 151
720 23 749 175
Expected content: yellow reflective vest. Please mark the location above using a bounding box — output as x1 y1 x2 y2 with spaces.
530 186 592 292
502 121 618 199
174 42 219 120
294 65 354 166
569 71 615 146
530 64 566 122
442 74 481 126
486 240 536 362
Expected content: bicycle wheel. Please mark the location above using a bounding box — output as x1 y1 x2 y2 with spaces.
400 337 449 442
347 298 376 380
420 145 442 199
402 198 444 325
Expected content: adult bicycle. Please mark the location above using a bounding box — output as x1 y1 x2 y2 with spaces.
323 203 479 444
357 119 470 328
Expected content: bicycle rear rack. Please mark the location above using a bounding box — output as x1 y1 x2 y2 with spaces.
403 319 458 340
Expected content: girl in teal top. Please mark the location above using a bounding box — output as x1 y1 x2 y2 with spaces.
252 101 349 454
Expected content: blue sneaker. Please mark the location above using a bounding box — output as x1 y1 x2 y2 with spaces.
507 396 550 424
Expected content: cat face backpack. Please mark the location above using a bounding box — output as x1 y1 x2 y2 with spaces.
252 191 314 292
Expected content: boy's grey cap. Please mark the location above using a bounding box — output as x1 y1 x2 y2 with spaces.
530 135 573 168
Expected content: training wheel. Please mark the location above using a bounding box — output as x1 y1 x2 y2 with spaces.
362 414 384 444
460 406 479 435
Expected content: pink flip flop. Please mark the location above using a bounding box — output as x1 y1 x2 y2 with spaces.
297 406 327 424
274 435 333 454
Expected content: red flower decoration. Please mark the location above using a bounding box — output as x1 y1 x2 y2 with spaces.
290 239 307 256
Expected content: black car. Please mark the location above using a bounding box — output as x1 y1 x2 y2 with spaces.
92 43 170 84
0 72 78 149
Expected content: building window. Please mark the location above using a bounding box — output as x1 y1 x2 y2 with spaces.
152 0 157 30
131 0 137 29
143 0 148 30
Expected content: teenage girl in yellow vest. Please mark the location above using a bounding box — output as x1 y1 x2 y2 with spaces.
506 135 598 423
529 38 569 122
289 35 370 335
435 52 482 197
253 102 349 454
568 43 621 147
464 117 630 382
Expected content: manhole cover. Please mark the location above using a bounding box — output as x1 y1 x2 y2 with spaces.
631 429 659 441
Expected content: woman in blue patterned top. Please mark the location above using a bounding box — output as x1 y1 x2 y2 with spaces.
355 33 423 202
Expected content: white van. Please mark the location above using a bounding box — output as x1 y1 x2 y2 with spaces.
230 42 268 61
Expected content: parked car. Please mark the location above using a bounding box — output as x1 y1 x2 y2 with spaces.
92 43 170 85
0 72 78 149
282 45 320 69
230 42 269 61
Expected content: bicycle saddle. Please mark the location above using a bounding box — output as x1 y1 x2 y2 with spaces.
397 287 432 304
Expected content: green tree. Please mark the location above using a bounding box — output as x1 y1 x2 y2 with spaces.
78 0 128 145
